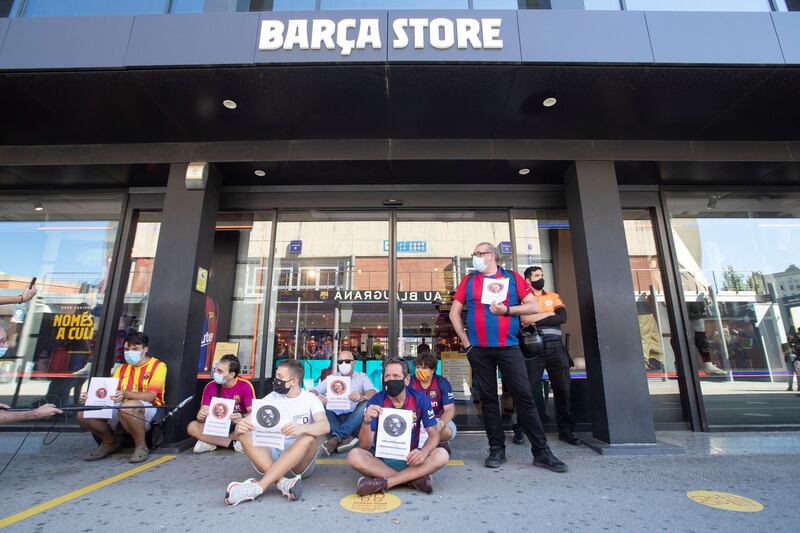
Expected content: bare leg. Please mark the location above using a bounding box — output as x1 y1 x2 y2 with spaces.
440 427 453 442
117 400 146 448
187 421 233 448
77 411 114 444
347 448 449 488
255 435 319 491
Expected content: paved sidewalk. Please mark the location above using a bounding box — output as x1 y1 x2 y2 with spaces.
0 431 797 532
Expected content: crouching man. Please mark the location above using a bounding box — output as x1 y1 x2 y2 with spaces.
347 358 449 495
224 360 329 506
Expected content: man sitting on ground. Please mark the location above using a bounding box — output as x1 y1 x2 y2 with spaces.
224 360 330 506
347 358 449 495
78 332 166 464
311 350 377 455
410 351 457 454
188 354 255 453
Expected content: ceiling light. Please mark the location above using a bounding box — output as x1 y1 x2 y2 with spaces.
223 99 238 110
518 168 530 175
542 97 557 107
33 201 44 212
254 169 266 177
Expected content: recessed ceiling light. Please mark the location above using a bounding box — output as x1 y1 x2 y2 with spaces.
33 201 44 212
518 168 530 175
254 169 266 177
542 97 557 107
223 99 238 110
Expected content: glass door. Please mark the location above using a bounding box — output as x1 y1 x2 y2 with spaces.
266 211 390 390
396 211 511 428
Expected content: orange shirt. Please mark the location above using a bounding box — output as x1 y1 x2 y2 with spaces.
534 291 565 314
113 357 167 406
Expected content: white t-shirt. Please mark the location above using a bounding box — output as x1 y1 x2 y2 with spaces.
262 389 325 448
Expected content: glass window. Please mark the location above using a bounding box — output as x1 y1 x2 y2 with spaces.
518 0 621 8
472 0 518 8
0 194 122 411
321 0 469 9
197 212 273 383
624 0 773 12
113 213 160 370
623 210 682 426
170 0 316 13
668 192 800 426
512 210 589 428
23 0 167 17
1 0 15 18
267 211 390 391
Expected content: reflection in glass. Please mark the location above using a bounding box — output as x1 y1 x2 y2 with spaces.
669 192 800 426
268 212 390 391
624 0 772 11
0 194 121 411
623 210 682 425
23 0 166 17
115 213 160 371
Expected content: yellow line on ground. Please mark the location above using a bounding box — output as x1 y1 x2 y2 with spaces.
317 459 465 466
0 455 176 529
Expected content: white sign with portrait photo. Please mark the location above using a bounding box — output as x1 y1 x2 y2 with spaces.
375 408 413 461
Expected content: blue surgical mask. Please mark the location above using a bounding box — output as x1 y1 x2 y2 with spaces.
472 255 487 273
0 347 7 358
213 372 229 386
124 350 143 366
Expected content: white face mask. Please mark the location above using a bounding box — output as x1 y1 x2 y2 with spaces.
472 255 488 273
338 362 352 375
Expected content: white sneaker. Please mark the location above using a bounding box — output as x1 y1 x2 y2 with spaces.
224 478 263 507
233 440 244 454
276 474 302 501
193 440 217 454
704 362 727 376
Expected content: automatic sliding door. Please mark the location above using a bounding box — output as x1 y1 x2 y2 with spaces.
267 211 390 389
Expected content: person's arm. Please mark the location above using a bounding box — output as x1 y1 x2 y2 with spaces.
358 403 381 449
439 403 455 429
491 292 540 317
535 306 567 326
438 378 455 428
0 288 36 306
449 299 471 349
197 382 212 422
0 403 61 424
407 404 439 466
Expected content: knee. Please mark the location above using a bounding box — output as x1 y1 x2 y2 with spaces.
295 434 316 447
430 447 449 467
347 448 367 467
186 421 200 437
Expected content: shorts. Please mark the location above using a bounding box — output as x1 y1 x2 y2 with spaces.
252 440 320 479
108 400 158 432
381 458 408 471
442 420 458 441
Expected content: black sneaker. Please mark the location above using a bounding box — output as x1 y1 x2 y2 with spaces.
512 430 525 445
484 446 506 468
533 449 568 473
558 432 582 446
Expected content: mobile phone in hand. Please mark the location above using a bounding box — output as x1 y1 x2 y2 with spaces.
29 277 37 289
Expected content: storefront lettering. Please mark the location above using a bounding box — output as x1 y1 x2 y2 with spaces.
52 312 94 341
332 290 444 303
258 17 502 57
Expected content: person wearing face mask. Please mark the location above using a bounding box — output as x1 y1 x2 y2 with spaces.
77 332 167 464
410 351 456 453
187 354 255 453
512 266 580 447
311 350 377 455
346 358 448 496
449 242 567 473
224 360 329 506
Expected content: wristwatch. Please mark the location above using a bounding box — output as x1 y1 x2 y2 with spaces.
504 305 511 316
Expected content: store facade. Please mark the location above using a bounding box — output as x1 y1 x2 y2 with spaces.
1 2 799 447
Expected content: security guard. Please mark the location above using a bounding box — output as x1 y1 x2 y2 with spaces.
513 266 580 446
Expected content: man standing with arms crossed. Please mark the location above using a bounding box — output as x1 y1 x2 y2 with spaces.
449 243 567 472
513 266 580 446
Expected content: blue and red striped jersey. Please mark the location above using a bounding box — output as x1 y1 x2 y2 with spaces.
453 268 532 348
410 374 454 419
368 387 436 450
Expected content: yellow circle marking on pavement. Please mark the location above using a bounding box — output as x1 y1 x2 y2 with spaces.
687 491 763 512
340 493 402 514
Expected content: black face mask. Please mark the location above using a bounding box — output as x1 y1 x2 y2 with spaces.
531 279 545 291
384 379 406 397
273 377 291 395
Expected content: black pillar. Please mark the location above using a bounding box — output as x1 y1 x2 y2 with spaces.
565 161 656 445
145 163 221 444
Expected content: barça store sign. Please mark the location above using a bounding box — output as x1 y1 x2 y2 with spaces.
278 289 451 304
